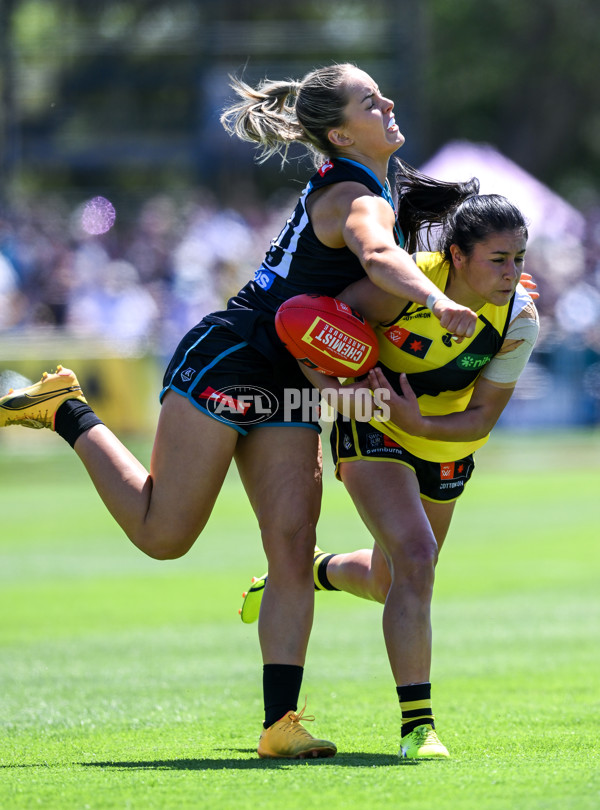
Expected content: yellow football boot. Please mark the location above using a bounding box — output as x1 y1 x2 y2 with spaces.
257 704 336 759
399 724 450 759
0 366 86 430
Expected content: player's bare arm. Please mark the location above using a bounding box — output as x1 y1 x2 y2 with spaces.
368 367 515 441
312 185 478 338
336 276 408 324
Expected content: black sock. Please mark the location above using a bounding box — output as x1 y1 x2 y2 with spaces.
263 664 304 728
54 400 104 448
397 682 435 736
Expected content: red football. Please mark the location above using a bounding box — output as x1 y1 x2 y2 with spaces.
275 294 379 377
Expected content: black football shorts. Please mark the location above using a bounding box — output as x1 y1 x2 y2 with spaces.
330 415 475 502
161 321 321 435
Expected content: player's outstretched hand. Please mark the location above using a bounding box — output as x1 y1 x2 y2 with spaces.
369 367 425 437
520 272 539 299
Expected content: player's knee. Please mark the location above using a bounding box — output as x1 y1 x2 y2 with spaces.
145 544 189 561
133 526 196 560
392 538 438 591
261 518 316 574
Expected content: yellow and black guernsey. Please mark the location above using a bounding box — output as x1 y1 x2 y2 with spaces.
372 251 516 462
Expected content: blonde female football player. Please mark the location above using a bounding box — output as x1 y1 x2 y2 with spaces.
241 193 539 758
1 63 484 759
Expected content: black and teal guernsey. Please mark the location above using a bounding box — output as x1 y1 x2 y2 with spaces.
204 158 404 362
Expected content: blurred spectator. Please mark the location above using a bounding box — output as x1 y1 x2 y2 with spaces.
0 251 22 329
66 258 160 342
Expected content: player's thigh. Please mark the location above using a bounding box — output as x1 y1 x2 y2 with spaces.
148 390 239 545
234 426 322 545
340 459 436 563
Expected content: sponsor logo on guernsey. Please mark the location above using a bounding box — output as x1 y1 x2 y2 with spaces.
318 160 334 176
383 327 432 359
302 317 373 372
456 353 492 370
254 267 276 290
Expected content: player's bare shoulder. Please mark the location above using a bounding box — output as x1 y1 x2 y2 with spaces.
308 181 384 249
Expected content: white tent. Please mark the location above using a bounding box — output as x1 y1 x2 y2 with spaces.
419 140 585 243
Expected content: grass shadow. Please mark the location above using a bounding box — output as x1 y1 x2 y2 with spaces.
77 751 415 770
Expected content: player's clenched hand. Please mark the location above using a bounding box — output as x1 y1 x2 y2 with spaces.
431 299 477 341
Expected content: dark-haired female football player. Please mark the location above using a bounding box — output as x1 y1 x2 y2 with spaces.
1 63 483 759
241 193 539 758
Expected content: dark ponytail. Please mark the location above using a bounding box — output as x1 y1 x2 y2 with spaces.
392 158 480 252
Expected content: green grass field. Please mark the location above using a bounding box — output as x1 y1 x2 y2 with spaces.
0 429 599 810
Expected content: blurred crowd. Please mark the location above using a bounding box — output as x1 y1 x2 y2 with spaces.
1 188 600 422
0 189 294 359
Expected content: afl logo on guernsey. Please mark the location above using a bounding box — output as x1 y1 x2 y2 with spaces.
318 160 334 176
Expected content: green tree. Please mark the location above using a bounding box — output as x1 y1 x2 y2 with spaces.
2 0 598 208
425 0 600 201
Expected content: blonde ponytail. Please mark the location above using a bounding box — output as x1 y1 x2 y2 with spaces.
220 64 354 167
220 77 307 164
